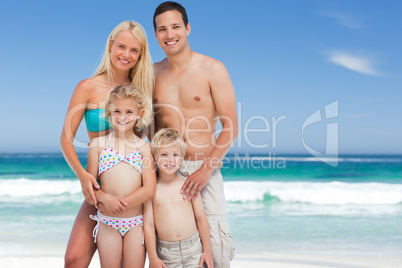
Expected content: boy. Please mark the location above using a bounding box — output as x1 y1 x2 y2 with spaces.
144 128 214 268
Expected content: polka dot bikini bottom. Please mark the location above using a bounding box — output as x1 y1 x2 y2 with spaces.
90 210 143 243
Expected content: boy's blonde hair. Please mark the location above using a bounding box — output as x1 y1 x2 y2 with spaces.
151 128 187 157
93 20 154 126
105 85 147 133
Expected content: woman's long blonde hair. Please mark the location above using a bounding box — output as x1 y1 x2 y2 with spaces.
94 21 154 126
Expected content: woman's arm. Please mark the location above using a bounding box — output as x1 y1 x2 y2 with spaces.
60 79 100 206
193 197 214 268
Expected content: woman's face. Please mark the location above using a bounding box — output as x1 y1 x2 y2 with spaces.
109 30 142 72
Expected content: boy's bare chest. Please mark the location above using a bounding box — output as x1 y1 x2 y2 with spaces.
154 182 190 206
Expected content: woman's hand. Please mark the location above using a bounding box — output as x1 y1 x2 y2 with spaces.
79 171 100 208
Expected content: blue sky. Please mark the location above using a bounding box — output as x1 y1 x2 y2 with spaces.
0 0 401 154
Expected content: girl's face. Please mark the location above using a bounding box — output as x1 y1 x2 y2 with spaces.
110 98 142 132
109 30 142 72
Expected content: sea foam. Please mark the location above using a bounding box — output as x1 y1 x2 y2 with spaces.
2 178 402 206
224 181 402 205
0 178 82 203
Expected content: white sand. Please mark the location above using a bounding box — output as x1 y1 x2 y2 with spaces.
1 252 401 268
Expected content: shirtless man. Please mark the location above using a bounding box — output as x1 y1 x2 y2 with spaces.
152 2 238 267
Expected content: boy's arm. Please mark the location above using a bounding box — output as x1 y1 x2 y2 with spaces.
181 60 239 200
192 197 214 268
143 199 167 268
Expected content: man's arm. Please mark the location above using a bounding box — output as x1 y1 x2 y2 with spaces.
181 59 239 200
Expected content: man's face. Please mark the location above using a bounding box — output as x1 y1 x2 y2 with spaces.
154 10 190 55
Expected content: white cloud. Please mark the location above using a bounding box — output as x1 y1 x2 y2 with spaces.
327 51 381 76
316 11 364 29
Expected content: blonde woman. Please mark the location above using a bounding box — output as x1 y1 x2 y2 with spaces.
60 21 154 267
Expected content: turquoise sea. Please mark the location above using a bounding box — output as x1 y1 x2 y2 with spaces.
1 153 402 264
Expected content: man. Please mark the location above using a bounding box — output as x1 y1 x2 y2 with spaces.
152 2 238 267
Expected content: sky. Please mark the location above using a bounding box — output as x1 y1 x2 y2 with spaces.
0 0 401 155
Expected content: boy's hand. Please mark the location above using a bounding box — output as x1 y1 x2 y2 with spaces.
149 257 168 268
199 251 214 268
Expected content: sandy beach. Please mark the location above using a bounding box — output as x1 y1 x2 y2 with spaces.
1 252 401 268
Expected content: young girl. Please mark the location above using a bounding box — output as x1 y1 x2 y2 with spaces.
60 21 154 267
87 85 155 268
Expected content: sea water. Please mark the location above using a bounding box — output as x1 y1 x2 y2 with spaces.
0 153 401 263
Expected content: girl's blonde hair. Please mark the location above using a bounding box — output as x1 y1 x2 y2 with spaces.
94 21 154 125
106 85 148 134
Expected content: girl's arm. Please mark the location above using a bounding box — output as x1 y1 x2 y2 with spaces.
143 200 167 268
193 197 214 268
122 142 156 208
60 80 100 206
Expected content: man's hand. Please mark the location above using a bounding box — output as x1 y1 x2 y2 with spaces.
181 166 213 200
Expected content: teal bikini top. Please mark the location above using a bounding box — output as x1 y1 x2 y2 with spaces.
84 109 111 132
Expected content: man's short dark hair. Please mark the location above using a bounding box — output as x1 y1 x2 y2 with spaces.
153 1 188 30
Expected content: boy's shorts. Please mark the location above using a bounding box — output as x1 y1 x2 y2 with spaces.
157 232 204 268
179 161 235 268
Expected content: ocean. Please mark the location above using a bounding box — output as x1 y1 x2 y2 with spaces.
1 153 402 265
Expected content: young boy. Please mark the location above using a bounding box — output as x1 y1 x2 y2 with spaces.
144 128 214 268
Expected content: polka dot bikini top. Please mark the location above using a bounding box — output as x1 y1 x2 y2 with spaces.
98 132 142 175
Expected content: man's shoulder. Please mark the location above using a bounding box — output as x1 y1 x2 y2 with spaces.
193 52 226 72
153 58 167 75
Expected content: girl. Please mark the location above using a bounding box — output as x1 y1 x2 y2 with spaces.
60 20 154 267
87 85 155 268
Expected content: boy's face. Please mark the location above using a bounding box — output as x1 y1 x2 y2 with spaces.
155 145 183 175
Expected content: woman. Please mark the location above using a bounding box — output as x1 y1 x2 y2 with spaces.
60 20 154 267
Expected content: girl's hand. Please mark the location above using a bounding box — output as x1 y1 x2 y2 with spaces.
79 171 100 207
97 192 127 215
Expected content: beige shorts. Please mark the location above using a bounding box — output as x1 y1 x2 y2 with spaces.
179 161 235 268
157 232 204 268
